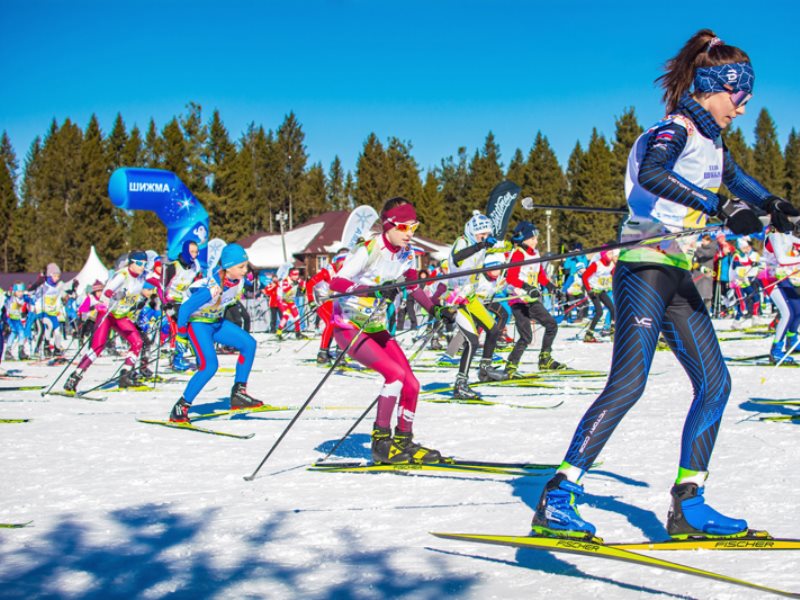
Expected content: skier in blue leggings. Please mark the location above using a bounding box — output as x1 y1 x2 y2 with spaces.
532 29 799 541
169 244 265 422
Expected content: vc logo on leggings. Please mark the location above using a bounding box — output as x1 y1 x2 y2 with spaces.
633 316 653 328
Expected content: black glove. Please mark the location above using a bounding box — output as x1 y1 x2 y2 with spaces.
434 304 457 324
765 195 800 234
717 196 763 236
375 287 399 303
522 283 541 299
554 289 567 303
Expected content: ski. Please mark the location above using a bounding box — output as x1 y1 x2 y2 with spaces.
46 390 106 402
0 418 30 423
726 353 770 362
309 459 563 477
750 398 800 406
760 415 799 422
0 385 46 392
726 359 798 368
431 533 800 598
422 397 564 410
0 521 33 528
136 418 255 439
191 404 291 421
610 536 800 551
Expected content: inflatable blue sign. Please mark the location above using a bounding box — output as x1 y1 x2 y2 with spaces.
108 168 210 264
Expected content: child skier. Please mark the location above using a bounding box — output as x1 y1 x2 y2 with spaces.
169 244 263 422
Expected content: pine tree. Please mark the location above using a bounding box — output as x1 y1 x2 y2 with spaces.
143 119 162 167
0 156 18 270
106 114 129 170
73 115 126 266
560 133 618 247
354 133 390 211
123 126 145 166
526 133 567 251
161 118 189 181
327 156 347 210
611 107 642 206
180 101 209 194
344 171 355 208
0 131 20 185
18 137 42 270
277 112 308 228
438 146 470 242
417 169 447 242
466 132 503 216
784 129 800 204
722 126 754 174
385 137 423 202
752 108 785 194
298 162 327 222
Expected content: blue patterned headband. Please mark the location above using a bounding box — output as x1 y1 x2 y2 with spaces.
694 62 754 95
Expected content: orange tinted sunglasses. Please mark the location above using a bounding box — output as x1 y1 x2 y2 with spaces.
393 221 420 233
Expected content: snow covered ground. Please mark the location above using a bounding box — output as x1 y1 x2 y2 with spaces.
1 322 798 599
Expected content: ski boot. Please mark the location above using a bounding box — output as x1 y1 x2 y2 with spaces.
769 342 796 365
18 346 29 360
295 330 304 340
392 428 442 463
503 361 520 379
531 473 598 540
138 363 154 380
171 341 191 372
785 333 800 354
230 382 264 409
3 349 14 362
169 397 191 423
667 482 748 539
478 358 507 382
539 351 567 370
275 329 284 341
453 374 481 399
63 370 83 393
316 349 331 364
583 330 599 343
118 369 141 388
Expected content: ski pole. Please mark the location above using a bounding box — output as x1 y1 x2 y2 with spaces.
328 222 738 301
320 316 442 462
40 331 93 397
244 301 385 481
521 196 629 215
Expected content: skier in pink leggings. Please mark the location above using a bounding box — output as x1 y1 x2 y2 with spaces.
330 197 455 464
64 251 153 392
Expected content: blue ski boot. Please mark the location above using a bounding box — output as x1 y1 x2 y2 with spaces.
171 341 191 372
769 342 795 365
667 482 748 539
531 473 598 540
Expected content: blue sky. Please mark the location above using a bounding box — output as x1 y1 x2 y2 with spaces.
3 1 799 176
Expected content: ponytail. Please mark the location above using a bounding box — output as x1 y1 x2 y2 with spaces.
656 29 751 113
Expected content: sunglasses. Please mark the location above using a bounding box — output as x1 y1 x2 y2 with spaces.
130 260 147 267
728 89 752 108
392 221 420 233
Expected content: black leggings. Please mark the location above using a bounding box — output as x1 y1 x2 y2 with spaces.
588 290 615 331
507 301 557 365
563 262 731 473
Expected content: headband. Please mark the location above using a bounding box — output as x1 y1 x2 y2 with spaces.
694 62 754 95
382 204 418 232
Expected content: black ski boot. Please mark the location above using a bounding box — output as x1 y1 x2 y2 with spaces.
118 368 141 388
169 397 191 423
393 428 443 464
478 358 507 382
453 374 481 399
316 349 331 364
371 425 401 463
539 351 567 371
63 370 83 393
230 382 264 409
504 361 521 379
